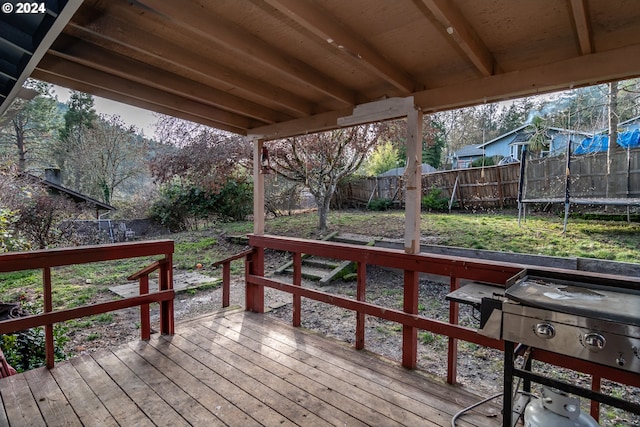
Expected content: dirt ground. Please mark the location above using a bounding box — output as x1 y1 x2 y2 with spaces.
65 249 638 427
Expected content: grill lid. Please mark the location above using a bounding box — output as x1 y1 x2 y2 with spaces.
505 277 640 327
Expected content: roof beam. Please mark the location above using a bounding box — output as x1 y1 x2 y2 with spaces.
33 68 247 135
569 0 593 55
134 0 357 106
414 43 640 112
65 21 314 119
36 55 254 131
49 36 286 124
251 43 640 140
417 0 494 77
264 0 416 93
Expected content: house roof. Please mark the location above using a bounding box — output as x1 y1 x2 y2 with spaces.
378 164 437 177
2 1 640 140
25 173 116 211
477 125 593 149
451 144 485 158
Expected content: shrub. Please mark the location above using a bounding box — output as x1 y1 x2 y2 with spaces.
0 209 29 252
367 199 393 211
1 298 69 372
422 187 450 211
150 177 253 231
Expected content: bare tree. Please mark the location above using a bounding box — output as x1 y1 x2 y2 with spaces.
270 124 388 230
150 114 251 191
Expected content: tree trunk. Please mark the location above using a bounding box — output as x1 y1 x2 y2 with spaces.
13 120 26 173
606 81 619 203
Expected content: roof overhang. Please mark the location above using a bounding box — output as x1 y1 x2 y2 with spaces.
0 0 83 117
2 0 640 140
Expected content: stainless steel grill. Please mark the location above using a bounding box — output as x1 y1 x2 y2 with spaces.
447 269 640 426
501 273 640 373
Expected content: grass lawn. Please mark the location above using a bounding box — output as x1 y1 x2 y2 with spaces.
1 209 638 310
228 209 639 264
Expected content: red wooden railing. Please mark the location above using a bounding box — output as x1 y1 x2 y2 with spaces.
243 234 640 399
0 240 175 369
212 248 254 308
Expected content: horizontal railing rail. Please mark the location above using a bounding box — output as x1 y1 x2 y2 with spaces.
245 234 640 421
0 240 175 369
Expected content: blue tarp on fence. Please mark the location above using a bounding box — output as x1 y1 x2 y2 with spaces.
574 129 640 154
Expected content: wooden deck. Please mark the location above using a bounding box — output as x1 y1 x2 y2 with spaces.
0 309 503 426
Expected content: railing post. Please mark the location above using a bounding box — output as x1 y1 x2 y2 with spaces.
591 374 601 422
246 248 265 313
158 255 174 335
43 267 54 369
402 270 419 369
222 261 231 307
292 252 302 327
140 275 150 340
447 276 460 384
355 262 366 350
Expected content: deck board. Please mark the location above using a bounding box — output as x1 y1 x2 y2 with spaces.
0 309 503 426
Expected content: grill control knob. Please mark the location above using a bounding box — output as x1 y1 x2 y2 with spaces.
583 333 606 352
616 353 626 367
534 322 555 339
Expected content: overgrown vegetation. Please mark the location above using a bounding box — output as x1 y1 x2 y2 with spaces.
421 187 450 211
367 198 393 211
149 177 252 231
0 298 69 372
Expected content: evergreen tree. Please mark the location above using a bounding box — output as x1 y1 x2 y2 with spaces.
0 80 61 172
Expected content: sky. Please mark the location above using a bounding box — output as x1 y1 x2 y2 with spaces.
53 86 157 136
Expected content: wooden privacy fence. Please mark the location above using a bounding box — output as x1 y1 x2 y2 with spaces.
0 240 175 369
338 163 520 209
523 148 640 202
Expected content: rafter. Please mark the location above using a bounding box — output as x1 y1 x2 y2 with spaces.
34 68 246 134
49 35 285 124
417 0 494 77
569 0 593 55
134 0 357 106
65 19 314 118
37 55 255 131
264 0 415 94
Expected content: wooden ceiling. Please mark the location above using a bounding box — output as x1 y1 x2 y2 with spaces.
4 0 640 139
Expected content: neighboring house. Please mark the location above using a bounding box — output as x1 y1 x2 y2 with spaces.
574 115 640 154
26 168 116 217
377 163 437 177
449 145 485 169
618 115 640 132
450 124 591 169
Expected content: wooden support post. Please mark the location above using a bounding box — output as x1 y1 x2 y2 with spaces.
355 261 366 350
253 138 266 236
140 275 150 340
402 105 422 369
43 267 54 369
447 277 460 384
292 252 302 327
